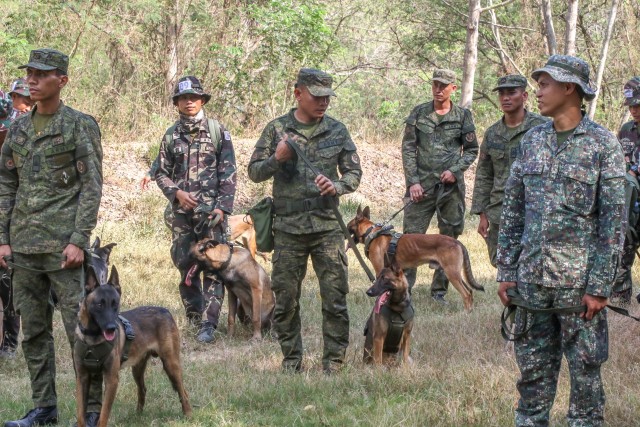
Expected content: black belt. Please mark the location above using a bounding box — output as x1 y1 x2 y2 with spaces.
273 196 334 215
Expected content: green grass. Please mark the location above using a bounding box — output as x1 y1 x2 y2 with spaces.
1 212 640 426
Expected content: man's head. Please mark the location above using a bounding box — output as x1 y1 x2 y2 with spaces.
623 77 640 123
294 68 335 122
19 48 69 103
431 69 457 104
493 74 528 115
8 78 32 112
172 76 210 117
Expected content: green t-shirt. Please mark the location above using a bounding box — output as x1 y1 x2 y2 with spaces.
294 118 320 140
32 111 55 135
556 127 577 146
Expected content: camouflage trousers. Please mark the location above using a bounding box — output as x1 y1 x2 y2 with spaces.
171 211 227 328
12 252 102 412
271 229 349 371
0 267 19 350
483 221 499 268
612 229 640 295
513 282 607 427
402 183 465 294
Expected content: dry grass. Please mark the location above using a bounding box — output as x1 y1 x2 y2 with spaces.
2 210 640 426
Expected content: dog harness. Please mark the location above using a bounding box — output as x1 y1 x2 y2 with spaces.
368 294 414 354
363 224 402 260
75 315 136 372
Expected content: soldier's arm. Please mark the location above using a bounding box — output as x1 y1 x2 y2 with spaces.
147 156 159 179
215 126 237 214
401 108 420 188
586 137 626 297
154 129 180 203
248 123 280 183
0 129 18 246
71 116 103 249
470 134 493 215
334 129 362 196
449 109 479 176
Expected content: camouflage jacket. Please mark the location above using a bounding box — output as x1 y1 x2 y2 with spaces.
155 116 236 215
471 111 548 224
247 109 362 234
402 101 478 191
618 120 640 165
0 102 103 253
497 116 626 296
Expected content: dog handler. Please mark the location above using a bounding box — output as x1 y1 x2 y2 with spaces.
248 68 362 373
0 49 104 427
497 55 625 426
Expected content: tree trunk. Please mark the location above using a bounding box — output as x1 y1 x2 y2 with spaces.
564 0 579 56
488 0 510 74
460 0 481 108
165 0 179 104
540 0 557 55
587 0 619 119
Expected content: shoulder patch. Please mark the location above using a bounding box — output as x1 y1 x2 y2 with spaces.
77 160 87 174
465 132 476 142
5 158 15 170
351 153 360 164
224 131 231 141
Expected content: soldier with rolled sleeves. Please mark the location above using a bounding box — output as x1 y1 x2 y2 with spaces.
248 68 362 374
471 75 547 267
401 68 478 304
497 55 626 427
0 49 104 427
155 76 237 344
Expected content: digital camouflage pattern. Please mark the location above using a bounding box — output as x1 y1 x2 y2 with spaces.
432 68 456 85
172 75 211 105
248 107 361 371
623 77 640 107
618 120 640 162
296 68 336 97
19 48 69 74
9 78 30 97
531 55 596 101
492 74 528 91
401 100 478 293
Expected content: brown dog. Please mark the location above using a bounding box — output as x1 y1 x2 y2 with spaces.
74 263 191 427
188 239 274 340
347 205 484 311
364 254 414 366
228 214 268 261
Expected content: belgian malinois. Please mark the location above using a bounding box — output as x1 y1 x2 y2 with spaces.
364 254 414 366
74 251 191 426
228 214 269 261
187 238 274 340
347 206 484 311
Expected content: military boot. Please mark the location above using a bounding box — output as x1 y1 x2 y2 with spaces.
196 321 215 343
4 406 58 427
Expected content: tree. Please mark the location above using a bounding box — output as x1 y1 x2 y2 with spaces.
564 0 579 55
540 0 557 55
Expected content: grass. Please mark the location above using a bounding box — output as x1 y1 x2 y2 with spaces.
2 210 640 426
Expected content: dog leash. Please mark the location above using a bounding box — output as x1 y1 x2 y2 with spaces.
284 139 375 282
376 181 441 230
194 212 222 235
2 255 73 274
501 286 640 341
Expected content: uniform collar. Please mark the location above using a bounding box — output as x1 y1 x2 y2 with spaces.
28 101 66 139
285 108 330 139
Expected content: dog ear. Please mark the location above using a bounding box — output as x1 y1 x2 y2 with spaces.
85 266 100 294
91 237 101 251
356 204 362 218
108 265 122 296
363 206 370 219
205 239 219 249
390 256 402 276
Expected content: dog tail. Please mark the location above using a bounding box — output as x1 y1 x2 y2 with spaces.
460 243 484 292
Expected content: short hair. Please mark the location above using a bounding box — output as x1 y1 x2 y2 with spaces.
55 69 67 77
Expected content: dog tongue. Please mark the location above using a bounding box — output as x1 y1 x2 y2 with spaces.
374 291 391 314
103 330 116 341
185 264 198 287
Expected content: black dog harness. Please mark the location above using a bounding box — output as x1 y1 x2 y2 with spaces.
379 302 415 353
362 224 403 260
75 315 136 372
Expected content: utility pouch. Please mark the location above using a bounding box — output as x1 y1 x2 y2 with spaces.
248 196 275 252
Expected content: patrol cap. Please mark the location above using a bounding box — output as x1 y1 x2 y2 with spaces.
19 48 69 75
8 78 30 97
172 76 211 105
296 68 336 97
432 69 457 85
623 77 640 107
493 74 527 91
531 55 595 101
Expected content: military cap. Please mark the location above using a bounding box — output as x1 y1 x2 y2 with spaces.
172 76 211 105
432 69 457 85
531 55 596 101
493 74 527 91
8 78 30 97
296 68 336 97
623 77 640 107
19 48 68 75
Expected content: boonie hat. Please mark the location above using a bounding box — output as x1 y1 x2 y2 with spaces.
623 77 640 107
9 78 30 97
172 76 211 105
531 55 596 101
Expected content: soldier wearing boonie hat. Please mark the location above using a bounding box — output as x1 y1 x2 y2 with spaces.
7 78 33 121
401 67 478 304
497 55 625 426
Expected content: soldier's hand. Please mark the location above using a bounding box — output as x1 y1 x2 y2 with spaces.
140 175 152 191
440 170 457 184
477 213 489 238
409 183 425 202
581 294 608 321
62 244 84 269
0 244 12 269
210 208 224 223
498 281 517 306
275 134 295 163
315 174 336 196
176 190 198 211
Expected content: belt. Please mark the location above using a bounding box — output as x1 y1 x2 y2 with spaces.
273 196 335 215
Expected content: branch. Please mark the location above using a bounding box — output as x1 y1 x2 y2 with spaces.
480 0 517 13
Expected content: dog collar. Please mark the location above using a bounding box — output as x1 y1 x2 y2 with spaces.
78 322 103 337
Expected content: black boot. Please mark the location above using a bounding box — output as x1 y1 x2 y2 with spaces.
4 406 58 427
196 321 215 343
73 412 99 427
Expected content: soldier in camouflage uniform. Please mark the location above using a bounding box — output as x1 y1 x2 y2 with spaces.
402 68 478 304
248 68 361 373
155 76 237 344
497 55 626 427
471 75 547 267
0 49 104 427
611 77 640 305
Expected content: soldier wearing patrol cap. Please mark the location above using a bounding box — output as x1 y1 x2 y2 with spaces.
471 75 547 267
611 76 640 305
401 68 478 304
155 75 237 344
248 68 361 374
0 48 104 427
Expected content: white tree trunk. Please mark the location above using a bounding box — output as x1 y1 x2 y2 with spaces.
540 0 557 55
165 0 179 103
587 0 619 119
460 0 481 108
564 0 579 56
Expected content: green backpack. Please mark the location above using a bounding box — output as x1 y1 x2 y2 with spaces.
248 197 275 252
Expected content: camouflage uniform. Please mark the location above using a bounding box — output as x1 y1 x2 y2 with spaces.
471 75 547 267
155 76 237 332
248 68 362 372
497 56 626 427
612 77 640 301
402 69 478 296
0 49 104 413
0 90 12 147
